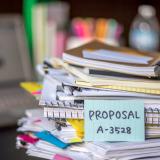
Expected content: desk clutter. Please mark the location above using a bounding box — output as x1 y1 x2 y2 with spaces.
16 40 160 160
23 0 123 67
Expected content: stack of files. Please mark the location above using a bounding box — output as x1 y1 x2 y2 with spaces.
17 108 160 160
17 40 160 160
63 40 160 78
38 40 160 139
39 62 160 138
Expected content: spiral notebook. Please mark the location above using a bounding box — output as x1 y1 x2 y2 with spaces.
44 107 84 119
44 105 160 126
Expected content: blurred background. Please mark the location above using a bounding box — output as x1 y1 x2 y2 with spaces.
0 0 160 159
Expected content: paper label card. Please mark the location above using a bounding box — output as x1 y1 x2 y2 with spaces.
84 100 145 142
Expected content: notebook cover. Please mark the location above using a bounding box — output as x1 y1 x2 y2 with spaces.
63 39 160 67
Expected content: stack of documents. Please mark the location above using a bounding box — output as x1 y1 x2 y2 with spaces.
63 40 160 78
17 40 160 159
17 108 160 160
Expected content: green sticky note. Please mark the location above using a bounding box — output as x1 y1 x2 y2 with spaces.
84 100 145 142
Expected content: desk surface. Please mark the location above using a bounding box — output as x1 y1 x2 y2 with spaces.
0 125 42 160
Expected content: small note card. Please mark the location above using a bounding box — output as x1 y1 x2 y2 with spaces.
84 100 145 142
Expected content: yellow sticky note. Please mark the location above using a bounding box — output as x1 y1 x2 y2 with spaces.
20 82 42 94
70 137 83 143
67 119 84 138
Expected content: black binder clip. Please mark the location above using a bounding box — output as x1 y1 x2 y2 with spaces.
55 119 67 131
155 108 160 127
155 62 160 77
156 61 160 66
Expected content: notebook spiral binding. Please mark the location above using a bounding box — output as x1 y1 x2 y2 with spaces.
42 101 84 109
145 107 160 126
44 102 160 126
44 102 84 119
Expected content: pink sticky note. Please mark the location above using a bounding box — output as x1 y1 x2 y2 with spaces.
54 154 73 160
33 119 41 123
18 134 39 144
31 90 41 95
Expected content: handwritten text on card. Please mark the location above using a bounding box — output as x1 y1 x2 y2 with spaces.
84 100 145 142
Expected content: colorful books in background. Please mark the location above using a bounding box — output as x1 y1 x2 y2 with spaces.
23 0 123 67
28 1 69 66
23 0 54 64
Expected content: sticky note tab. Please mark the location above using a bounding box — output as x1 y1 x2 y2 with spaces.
69 137 83 143
67 119 84 138
84 100 145 142
20 82 42 94
54 154 73 160
18 134 39 144
34 131 69 149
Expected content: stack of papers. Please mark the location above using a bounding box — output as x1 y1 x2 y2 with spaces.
16 40 160 160
17 108 160 160
63 40 160 77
